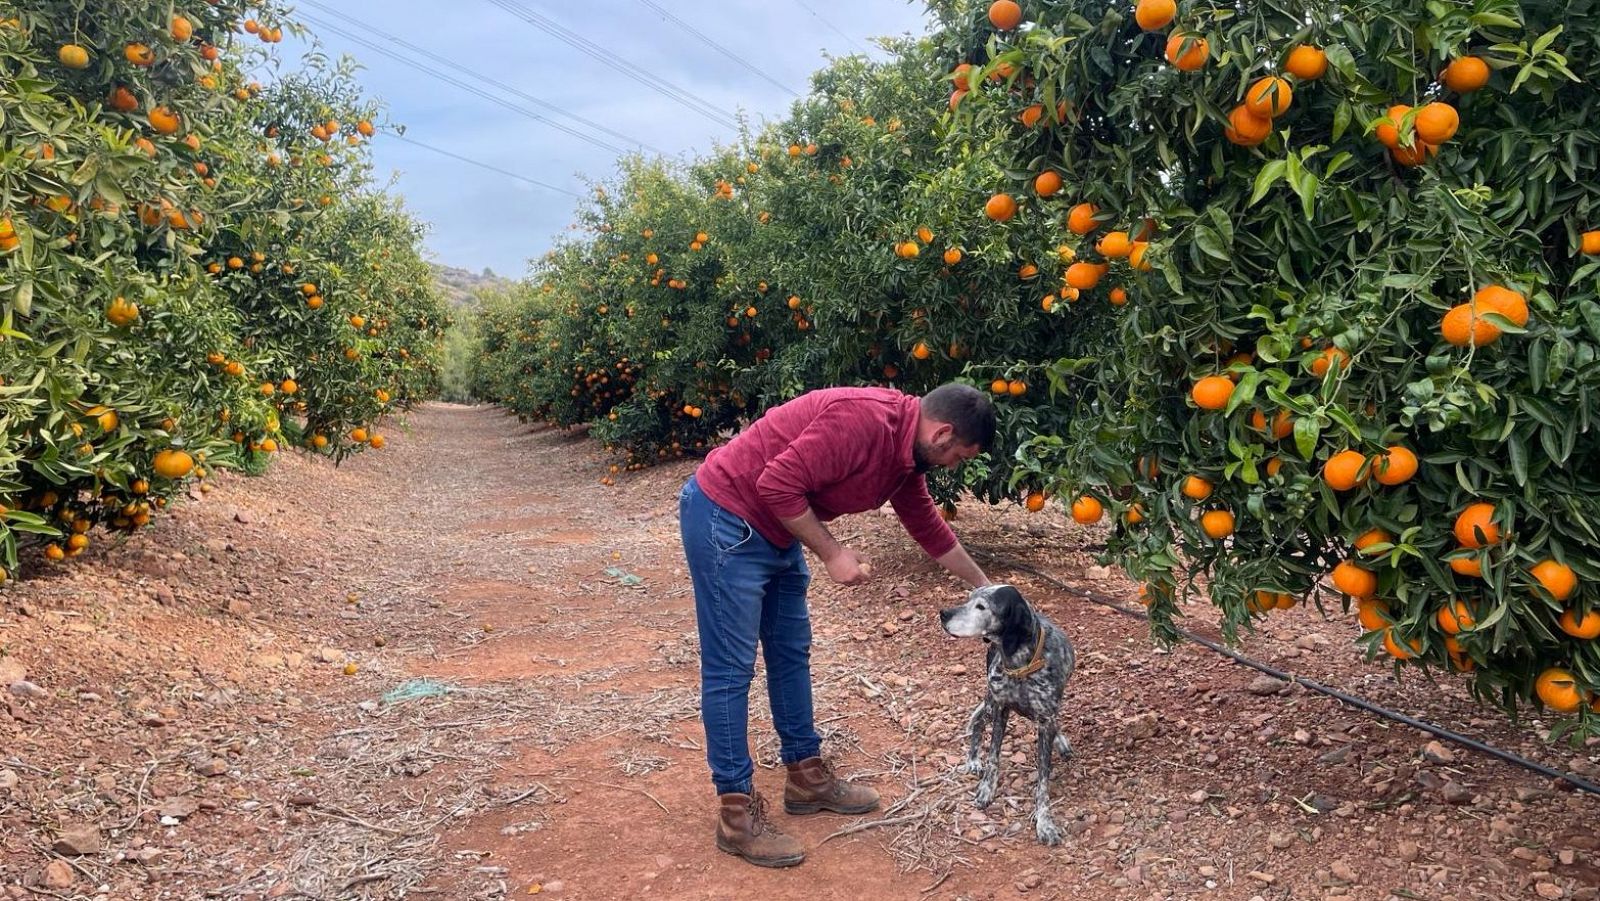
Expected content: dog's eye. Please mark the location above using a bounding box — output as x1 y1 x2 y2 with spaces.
975 603 986 611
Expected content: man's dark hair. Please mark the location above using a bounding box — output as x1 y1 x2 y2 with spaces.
921 383 997 451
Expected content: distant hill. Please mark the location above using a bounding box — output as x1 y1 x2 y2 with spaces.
432 264 515 309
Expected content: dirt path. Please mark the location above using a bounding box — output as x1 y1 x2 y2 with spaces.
2 403 1597 901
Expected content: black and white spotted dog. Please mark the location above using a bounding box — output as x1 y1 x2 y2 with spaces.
939 583 1076 845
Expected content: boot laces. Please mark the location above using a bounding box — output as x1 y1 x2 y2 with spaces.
749 792 776 835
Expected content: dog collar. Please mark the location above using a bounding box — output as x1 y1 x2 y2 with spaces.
1002 628 1047 679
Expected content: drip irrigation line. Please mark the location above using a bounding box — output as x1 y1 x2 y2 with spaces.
972 548 1600 798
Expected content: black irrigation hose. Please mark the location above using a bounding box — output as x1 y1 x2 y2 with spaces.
972 549 1600 798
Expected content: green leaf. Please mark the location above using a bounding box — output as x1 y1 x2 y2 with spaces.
1332 101 1351 144
1294 414 1321 460
1195 225 1229 261
1250 160 1287 206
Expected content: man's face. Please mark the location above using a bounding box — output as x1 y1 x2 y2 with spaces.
913 426 983 474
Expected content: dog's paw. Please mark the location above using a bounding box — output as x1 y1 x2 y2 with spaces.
1035 817 1062 846
973 778 997 809
1052 734 1073 759
956 758 983 776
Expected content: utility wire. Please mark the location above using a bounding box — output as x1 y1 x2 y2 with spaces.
971 548 1600 797
300 0 665 156
633 0 802 98
792 0 875 56
482 0 740 131
386 132 583 198
300 11 634 156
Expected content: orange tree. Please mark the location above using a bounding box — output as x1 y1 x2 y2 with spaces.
468 0 1600 733
935 0 1600 731
0 2 444 580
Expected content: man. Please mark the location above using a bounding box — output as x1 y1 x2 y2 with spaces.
677 382 995 867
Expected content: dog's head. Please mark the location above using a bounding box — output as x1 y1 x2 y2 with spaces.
939 584 1035 656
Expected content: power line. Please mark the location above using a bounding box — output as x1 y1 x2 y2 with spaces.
482 0 740 131
386 132 583 198
299 0 666 156
299 11 635 157
634 0 801 98
792 0 875 56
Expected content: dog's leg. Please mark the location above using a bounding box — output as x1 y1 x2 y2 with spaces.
1053 731 1072 761
957 700 990 775
973 706 1009 809
1032 723 1062 845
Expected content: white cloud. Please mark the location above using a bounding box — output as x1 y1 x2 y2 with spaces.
284 0 928 277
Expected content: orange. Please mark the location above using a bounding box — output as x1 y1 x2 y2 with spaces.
1124 503 1144 525
171 15 194 41
1353 528 1393 553
1530 559 1577 601
1382 630 1422 660
152 449 195 479
1224 105 1272 147
1244 77 1293 118
1250 408 1293 439
1557 608 1600 640
1441 302 1501 347
1097 230 1132 258
1453 502 1501 548
1065 261 1103 289
985 193 1018 222
1474 285 1528 327
1191 375 1234 410
917 226 934 243
1007 379 1027 396
1165 32 1208 71
1018 263 1039 280
911 341 931 360
1414 102 1459 144
1034 170 1062 196
1374 104 1412 149
1200 509 1234 539
1310 346 1349 377
1436 600 1475 634
1449 554 1483 578
1392 141 1438 167
149 106 181 135
1128 242 1153 271
1025 491 1047 513
124 43 155 67
1331 560 1377 598
949 88 968 111
1534 668 1583 714
1582 231 1600 255
1067 202 1098 235
1263 457 1283 478
1181 475 1212 500
58 44 90 68
991 379 1009 395
1322 449 1369 491
943 247 963 265
1285 45 1328 80
109 85 140 112
1374 446 1418 486
987 0 1023 30
1109 287 1128 305
1442 56 1489 93
1020 104 1044 128
1356 598 1392 631
1134 0 1176 31
1071 496 1103 524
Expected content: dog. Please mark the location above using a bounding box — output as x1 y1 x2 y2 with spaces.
939 583 1076 845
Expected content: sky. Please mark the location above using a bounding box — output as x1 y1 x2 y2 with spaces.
280 0 933 279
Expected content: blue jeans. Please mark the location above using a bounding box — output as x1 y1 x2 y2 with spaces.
679 475 821 796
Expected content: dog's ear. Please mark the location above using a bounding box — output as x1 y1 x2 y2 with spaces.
991 586 1035 657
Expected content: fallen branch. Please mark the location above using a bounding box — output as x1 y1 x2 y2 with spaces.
818 812 924 845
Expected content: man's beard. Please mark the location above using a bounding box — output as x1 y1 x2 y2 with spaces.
912 441 934 474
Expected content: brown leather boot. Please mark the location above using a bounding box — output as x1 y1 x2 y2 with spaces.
716 792 805 868
783 757 881 815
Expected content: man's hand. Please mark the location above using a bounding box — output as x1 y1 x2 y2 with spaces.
823 548 874 585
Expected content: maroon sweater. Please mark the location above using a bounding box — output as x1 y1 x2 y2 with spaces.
695 387 958 559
